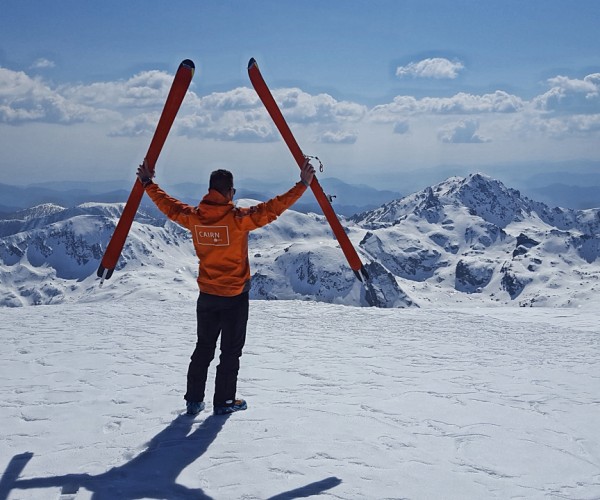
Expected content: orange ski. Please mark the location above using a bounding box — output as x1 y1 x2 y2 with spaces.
248 58 368 282
97 59 194 283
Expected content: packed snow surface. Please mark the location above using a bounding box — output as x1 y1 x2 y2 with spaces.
1 297 599 499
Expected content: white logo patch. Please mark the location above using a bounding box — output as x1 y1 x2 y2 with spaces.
195 225 230 246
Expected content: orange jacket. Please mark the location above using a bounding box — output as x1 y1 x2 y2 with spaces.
145 181 307 296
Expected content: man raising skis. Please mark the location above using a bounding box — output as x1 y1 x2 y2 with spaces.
137 159 315 415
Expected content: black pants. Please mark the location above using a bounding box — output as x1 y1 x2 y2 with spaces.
185 291 249 406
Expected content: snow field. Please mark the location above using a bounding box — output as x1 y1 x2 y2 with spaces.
1 298 599 499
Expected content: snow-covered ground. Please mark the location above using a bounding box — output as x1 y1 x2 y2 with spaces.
1 297 599 499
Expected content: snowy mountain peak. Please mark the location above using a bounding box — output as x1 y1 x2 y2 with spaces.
353 173 536 229
440 173 527 227
10 203 67 221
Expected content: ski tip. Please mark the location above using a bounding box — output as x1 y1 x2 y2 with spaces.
181 59 195 77
248 58 257 70
181 59 195 70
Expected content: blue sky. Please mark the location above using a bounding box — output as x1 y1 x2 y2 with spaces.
1 0 599 192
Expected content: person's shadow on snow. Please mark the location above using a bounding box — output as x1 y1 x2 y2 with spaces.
0 414 341 499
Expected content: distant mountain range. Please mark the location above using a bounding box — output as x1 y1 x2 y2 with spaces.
0 178 403 218
2 166 600 219
0 173 598 308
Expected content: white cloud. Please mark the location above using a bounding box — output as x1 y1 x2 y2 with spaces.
534 73 600 114
547 74 600 96
0 67 99 124
319 131 358 144
370 91 524 122
195 87 259 111
272 88 366 124
529 113 600 137
0 67 174 126
108 112 161 137
187 87 365 123
1 63 599 160
180 88 273 141
30 58 56 69
176 87 366 143
63 70 177 109
438 119 490 143
396 58 464 79
177 108 277 142
565 114 600 133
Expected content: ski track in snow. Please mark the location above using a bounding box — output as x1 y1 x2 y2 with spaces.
0 299 599 499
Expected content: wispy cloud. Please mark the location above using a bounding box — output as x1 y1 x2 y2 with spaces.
30 58 56 69
529 113 600 138
396 58 464 79
319 130 357 144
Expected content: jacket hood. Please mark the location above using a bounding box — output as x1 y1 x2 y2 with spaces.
198 189 235 224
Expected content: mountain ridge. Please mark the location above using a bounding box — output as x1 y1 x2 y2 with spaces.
0 177 403 218
1 173 598 308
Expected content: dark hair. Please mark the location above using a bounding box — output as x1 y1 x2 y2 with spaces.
209 169 234 196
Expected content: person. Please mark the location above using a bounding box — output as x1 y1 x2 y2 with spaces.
137 158 315 416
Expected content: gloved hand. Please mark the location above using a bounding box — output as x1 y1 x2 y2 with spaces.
136 159 155 187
